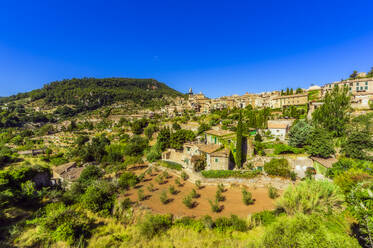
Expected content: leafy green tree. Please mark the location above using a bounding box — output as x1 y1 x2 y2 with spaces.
123 135 148 156
350 70 358 79
236 112 243 168
312 85 351 137
197 123 210 135
131 118 148 135
144 124 158 139
264 158 291 177
170 129 195 150
118 171 138 190
78 165 103 187
288 120 313 148
157 128 171 151
342 130 373 160
306 128 335 158
81 180 116 215
172 122 181 130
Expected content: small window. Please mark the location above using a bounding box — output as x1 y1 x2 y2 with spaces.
357 82 359 86
215 158 219 163
187 147 190 151
356 87 359 91
366 82 368 85
365 86 368 90
350 83 353 86
349 87 352 91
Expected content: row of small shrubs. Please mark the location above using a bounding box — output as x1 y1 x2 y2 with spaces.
159 161 183 171
201 170 260 178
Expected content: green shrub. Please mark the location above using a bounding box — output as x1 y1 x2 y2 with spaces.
162 170 169 179
159 161 182 171
182 195 194 208
190 189 199 198
118 171 138 190
201 170 259 178
214 215 248 232
138 214 173 239
169 185 177 195
251 210 276 226
268 186 279 199
276 179 345 215
175 178 182 186
264 158 291 177
195 180 202 189
261 214 360 248
147 183 155 192
174 217 204 232
81 180 116 215
138 189 145 201
290 171 297 181
215 189 225 202
27 203 93 245
155 174 165 185
160 190 168 204
209 199 221 213
217 183 225 192
273 144 304 155
181 171 189 181
242 189 254 205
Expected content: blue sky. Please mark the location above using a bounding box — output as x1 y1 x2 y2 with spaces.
1 0 373 98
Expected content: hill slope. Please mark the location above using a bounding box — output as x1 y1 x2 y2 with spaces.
1 77 183 110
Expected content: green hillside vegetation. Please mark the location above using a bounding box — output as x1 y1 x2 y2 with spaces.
1 77 183 114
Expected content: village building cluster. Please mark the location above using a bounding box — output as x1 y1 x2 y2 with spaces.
161 77 373 116
160 75 373 176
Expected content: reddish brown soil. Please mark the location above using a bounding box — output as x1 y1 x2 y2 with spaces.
124 168 278 218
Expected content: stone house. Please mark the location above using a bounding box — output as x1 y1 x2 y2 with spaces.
267 119 294 140
51 162 84 186
162 142 233 171
205 129 235 146
271 93 308 109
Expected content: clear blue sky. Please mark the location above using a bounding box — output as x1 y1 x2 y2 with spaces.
1 0 373 98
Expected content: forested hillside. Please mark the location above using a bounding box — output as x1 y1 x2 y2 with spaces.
1 78 183 109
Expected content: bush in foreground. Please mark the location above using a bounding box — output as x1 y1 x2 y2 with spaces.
138 214 173 239
276 179 345 215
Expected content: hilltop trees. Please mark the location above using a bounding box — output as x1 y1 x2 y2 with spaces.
312 85 351 137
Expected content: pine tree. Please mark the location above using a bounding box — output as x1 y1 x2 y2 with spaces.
236 111 243 168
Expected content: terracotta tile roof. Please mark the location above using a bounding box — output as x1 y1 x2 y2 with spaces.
310 156 338 168
196 143 221 154
267 123 289 129
205 129 234 137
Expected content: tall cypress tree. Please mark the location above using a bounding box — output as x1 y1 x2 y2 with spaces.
236 111 243 168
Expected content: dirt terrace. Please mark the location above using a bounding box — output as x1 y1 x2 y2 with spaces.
124 167 278 218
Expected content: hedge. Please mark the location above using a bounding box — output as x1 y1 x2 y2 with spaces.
201 170 260 179
159 161 183 171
